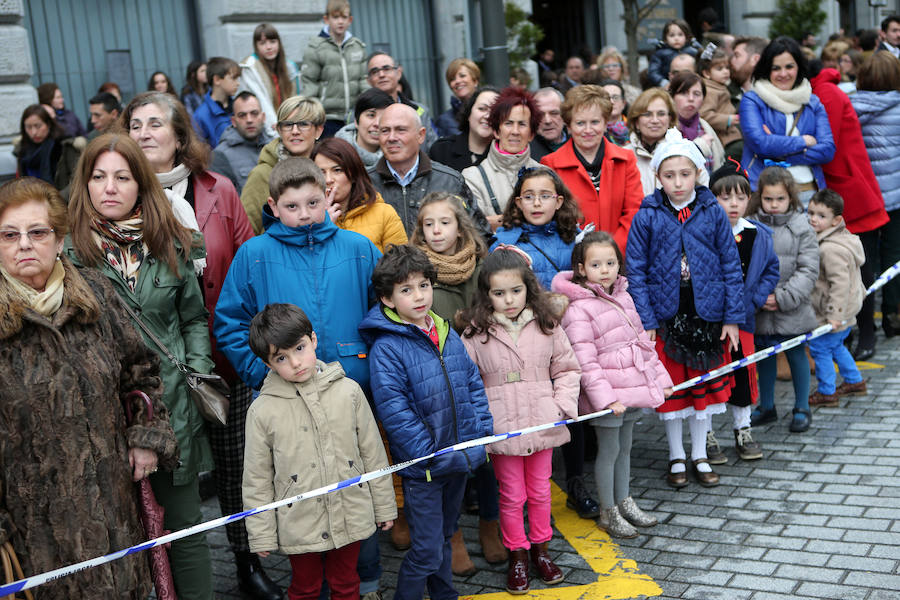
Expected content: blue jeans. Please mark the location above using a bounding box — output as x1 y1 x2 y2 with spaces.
357 532 381 595
395 474 467 600
756 337 810 412
808 329 863 394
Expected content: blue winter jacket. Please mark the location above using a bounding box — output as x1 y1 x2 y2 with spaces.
358 305 493 480
851 90 900 212
739 90 835 191
214 208 381 390
625 186 745 331
192 91 232 147
737 219 780 333
647 39 702 87
492 222 575 290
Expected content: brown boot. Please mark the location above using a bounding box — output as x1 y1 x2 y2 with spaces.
506 548 529 594
390 512 410 550
529 542 564 584
478 519 508 564
451 529 476 576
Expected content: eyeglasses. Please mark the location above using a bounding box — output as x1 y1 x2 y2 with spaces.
368 65 397 77
607 94 623 102
601 63 622 70
0 227 55 245
518 193 560 204
277 120 315 132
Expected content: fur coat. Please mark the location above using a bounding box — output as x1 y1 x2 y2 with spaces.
0 259 178 599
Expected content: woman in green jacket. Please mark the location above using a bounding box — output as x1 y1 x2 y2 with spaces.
66 133 216 599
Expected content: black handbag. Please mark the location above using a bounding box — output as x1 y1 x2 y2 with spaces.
120 301 230 426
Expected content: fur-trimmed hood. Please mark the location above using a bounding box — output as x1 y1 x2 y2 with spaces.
0 256 100 340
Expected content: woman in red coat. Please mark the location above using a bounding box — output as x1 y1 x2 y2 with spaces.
809 65 889 360
541 85 644 252
121 91 281 599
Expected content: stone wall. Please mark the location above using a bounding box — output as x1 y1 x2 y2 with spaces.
0 0 37 179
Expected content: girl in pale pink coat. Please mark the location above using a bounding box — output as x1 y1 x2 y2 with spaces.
461 247 580 595
552 231 673 539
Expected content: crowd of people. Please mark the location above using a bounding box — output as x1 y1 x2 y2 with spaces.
4 1 900 599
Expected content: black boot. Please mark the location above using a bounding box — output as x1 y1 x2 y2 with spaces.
235 551 283 600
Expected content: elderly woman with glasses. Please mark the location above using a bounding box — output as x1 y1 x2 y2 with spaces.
241 95 326 234
0 177 177 598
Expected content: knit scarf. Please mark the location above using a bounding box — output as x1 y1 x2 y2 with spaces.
90 208 148 292
20 138 57 183
420 238 477 285
492 307 534 344
0 258 65 316
155 164 206 275
677 112 701 141
752 78 812 114
607 119 629 146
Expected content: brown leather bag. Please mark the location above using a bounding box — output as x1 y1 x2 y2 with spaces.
0 540 35 600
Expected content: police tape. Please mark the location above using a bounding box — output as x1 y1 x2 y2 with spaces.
2 258 898 596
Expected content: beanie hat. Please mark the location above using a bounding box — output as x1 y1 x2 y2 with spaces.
650 128 706 173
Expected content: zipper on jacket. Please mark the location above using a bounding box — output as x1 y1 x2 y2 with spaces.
340 47 350 114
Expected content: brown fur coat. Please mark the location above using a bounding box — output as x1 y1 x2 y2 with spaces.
0 258 178 598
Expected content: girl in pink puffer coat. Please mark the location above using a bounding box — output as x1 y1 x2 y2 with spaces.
551 231 673 539
461 247 580 594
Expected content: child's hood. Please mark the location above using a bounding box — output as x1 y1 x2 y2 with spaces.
755 208 808 233
259 359 346 400
817 221 865 266
358 303 451 351
551 270 627 301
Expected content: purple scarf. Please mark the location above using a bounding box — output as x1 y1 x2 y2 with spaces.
677 113 701 141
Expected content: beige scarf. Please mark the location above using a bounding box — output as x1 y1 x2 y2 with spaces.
752 78 812 114
0 258 65 316
420 238 477 286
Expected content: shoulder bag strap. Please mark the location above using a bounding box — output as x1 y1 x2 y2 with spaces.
476 164 502 215
118 297 188 374
515 232 561 272
787 105 805 138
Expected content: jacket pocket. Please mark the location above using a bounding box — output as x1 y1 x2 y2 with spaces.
336 341 368 360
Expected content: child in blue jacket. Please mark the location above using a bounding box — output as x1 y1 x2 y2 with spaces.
359 244 493 600
705 160 780 463
626 129 745 489
214 157 381 391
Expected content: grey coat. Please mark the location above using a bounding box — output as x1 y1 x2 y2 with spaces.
335 123 382 167
211 125 274 193
754 209 820 336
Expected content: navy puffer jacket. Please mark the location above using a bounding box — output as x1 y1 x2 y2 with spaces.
625 186 745 331
359 305 493 480
492 222 575 291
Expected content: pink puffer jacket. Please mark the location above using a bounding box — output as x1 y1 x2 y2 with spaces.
462 316 580 456
552 271 672 413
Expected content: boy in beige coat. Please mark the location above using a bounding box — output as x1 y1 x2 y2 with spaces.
807 190 868 407
242 303 396 599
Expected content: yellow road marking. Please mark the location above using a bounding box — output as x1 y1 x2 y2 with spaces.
855 361 884 370
462 481 662 599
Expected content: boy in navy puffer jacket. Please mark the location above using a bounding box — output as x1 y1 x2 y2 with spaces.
359 244 493 600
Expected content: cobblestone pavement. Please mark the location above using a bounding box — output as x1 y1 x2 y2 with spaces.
204 330 900 599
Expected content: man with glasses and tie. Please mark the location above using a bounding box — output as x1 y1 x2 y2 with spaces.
366 51 438 151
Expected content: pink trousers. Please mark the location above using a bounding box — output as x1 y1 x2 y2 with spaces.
490 449 553 550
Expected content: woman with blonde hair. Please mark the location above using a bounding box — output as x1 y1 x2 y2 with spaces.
436 58 482 137
66 133 215 599
240 23 301 136
626 88 706 195
241 95 326 233
595 48 641 105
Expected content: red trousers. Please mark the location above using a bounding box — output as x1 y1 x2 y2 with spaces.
287 541 361 600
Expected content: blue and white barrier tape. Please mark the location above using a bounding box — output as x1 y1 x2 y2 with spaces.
2 259 898 595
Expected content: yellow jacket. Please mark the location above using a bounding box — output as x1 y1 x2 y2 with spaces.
336 193 408 252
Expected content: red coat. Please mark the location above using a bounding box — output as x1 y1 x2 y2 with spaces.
194 169 255 381
540 138 643 251
810 69 889 234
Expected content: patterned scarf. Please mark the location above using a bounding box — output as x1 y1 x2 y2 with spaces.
419 237 478 286
90 207 147 292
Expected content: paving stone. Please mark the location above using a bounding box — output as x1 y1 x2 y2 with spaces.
702 542 766 560
795 581 870 599
710 557 780 576
773 563 844 583
805 539 870 556
868 544 900 559
763 548 830 567
743 533 806 550
827 516 893 531
682 584 754 599
844 571 900 590
825 554 896 572
729 573 796 593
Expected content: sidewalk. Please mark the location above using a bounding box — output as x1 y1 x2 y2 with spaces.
204 330 900 599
